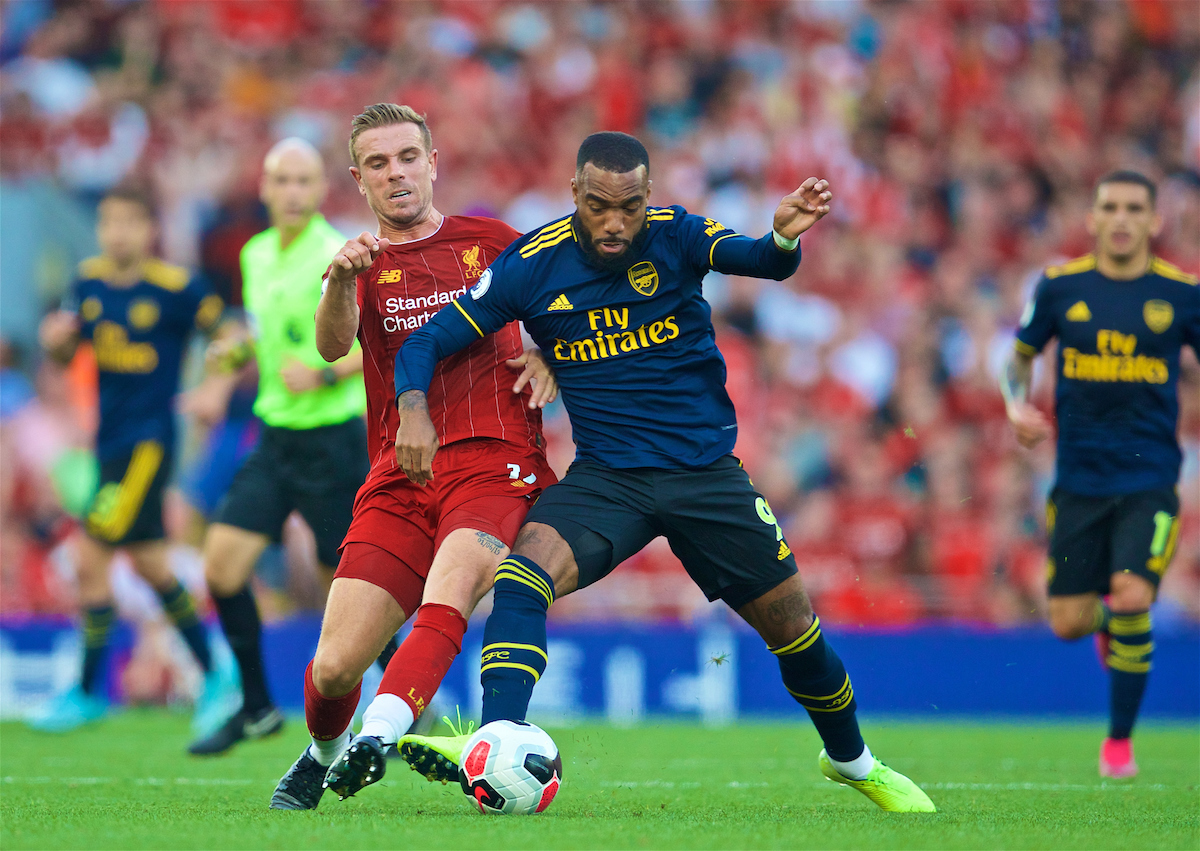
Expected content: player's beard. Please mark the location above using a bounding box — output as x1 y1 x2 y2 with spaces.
576 214 650 274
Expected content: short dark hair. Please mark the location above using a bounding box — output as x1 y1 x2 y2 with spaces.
1095 170 1156 206
349 103 432 166
576 131 649 175
101 185 157 221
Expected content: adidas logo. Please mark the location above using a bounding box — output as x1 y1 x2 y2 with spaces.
1066 301 1092 322
777 541 792 561
547 294 573 311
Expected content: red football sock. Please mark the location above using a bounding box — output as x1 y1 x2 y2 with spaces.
379 603 468 721
304 660 361 741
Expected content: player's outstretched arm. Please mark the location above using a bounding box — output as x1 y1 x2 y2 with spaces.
1000 348 1052 449
507 346 558 409
316 232 389 361
773 177 833 241
707 177 832 281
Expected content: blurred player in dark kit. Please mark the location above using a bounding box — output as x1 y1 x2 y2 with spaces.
1002 170 1199 778
33 187 231 734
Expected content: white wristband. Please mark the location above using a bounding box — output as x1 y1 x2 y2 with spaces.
772 229 799 251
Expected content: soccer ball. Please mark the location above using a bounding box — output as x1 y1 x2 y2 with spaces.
458 720 562 815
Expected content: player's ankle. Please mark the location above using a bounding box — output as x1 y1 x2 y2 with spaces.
360 693 415 745
829 744 873 781
308 726 352 766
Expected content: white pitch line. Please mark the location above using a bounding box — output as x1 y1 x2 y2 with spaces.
600 779 1175 793
2 776 253 786
920 781 1170 792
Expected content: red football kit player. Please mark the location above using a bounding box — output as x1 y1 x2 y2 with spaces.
271 105 557 810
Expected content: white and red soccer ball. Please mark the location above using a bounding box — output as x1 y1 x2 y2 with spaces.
458 720 562 815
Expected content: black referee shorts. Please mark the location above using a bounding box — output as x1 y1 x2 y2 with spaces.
523 454 798 610
215 417 368 567
1046 485 1181 597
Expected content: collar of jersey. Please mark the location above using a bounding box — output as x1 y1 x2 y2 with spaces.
379 214 446 247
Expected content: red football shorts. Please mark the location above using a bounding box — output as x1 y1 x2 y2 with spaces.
335 438 555 609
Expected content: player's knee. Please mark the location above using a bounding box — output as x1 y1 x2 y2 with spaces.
1048 613 1091 641
311 646 366 698
1108 574 1155 612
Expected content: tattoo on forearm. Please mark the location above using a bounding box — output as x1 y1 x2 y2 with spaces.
765 592 811 626
476 532 505 555
397 390 427 411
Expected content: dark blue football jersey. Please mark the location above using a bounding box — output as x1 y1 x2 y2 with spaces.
395 206 800 468
70 256 223 460
1015 255 1200 495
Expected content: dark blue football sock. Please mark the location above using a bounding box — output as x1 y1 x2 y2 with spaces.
771 615 865 762
1107 610 1152 740
157 580 212 672
81 604 116 696
480 556 554 725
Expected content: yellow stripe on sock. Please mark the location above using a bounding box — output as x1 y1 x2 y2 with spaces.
1107 656 1151 674
1109 613 1151 636
786 673 852 707
480 661 541 682
770 616 821 656
1109 641 1153 659
482 642 548 663
497 559 554 604
494 569 553 608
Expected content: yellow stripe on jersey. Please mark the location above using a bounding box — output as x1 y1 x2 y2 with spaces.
141 258 189 292
453 300 483 337
520 229 575 259
708 233 737 268
1014 339 1038 357
1045 254 1096 279
519 218 574 257
1150 257 1198 284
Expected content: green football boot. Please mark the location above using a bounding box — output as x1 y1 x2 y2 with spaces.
819 749 937 812
398 712 475 784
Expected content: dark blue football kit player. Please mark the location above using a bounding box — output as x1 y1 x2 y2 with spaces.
392 132 935 812
1002 170 1200 778
32 188 233 735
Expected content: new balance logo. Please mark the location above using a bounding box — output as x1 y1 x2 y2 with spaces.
1066 301 1091 322
547 294 573 311
378 270 403 283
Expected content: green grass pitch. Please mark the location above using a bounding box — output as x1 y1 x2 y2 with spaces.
1 713 1196 850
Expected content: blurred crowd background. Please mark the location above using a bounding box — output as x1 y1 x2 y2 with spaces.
2 0 1198 639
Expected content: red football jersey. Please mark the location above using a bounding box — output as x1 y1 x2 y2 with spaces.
355 215 542 480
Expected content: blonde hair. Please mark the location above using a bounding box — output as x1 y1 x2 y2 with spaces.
349 103 432 166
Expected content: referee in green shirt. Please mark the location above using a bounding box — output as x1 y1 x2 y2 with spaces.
189 139 375 755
